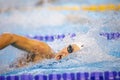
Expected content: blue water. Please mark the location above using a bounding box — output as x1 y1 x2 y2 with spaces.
0 0 120 76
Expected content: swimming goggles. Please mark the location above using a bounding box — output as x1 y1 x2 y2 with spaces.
67 45 73 53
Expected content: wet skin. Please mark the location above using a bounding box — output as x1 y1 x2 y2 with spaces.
0 33 82 67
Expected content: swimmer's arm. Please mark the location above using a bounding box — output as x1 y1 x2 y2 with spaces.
0 33 14 49
0 33 35 52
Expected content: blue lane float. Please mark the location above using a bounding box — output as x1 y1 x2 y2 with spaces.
91 72 103 80
0 76 5 80
0 71 120 80
100 32 120 40
76 72 89 80
34 75 47 80
6 76 19 80
20 74 33 80
104 71 117 80
48 74 61 80
62 73 75 80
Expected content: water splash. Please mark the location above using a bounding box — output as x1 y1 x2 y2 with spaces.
0 5 120 75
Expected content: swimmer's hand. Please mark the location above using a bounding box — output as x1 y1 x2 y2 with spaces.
55 52 67 60
55 50 69 60
55 46 69 60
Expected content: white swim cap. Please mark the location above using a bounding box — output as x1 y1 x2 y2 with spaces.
73 42 84 49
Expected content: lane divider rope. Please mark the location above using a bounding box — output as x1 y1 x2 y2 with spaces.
26 32 120 42
26 33 76 42
0 4 120 13
0 71 119 80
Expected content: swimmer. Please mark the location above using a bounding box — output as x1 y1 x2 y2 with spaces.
0 33 84 67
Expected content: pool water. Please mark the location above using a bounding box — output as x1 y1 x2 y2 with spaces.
0 0 120 76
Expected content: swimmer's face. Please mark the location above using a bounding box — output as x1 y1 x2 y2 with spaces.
55 47 69 60
55 44 83 60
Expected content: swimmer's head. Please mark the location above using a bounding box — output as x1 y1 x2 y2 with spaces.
71 42 84 52
67 44 83 53
55 42 84 60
